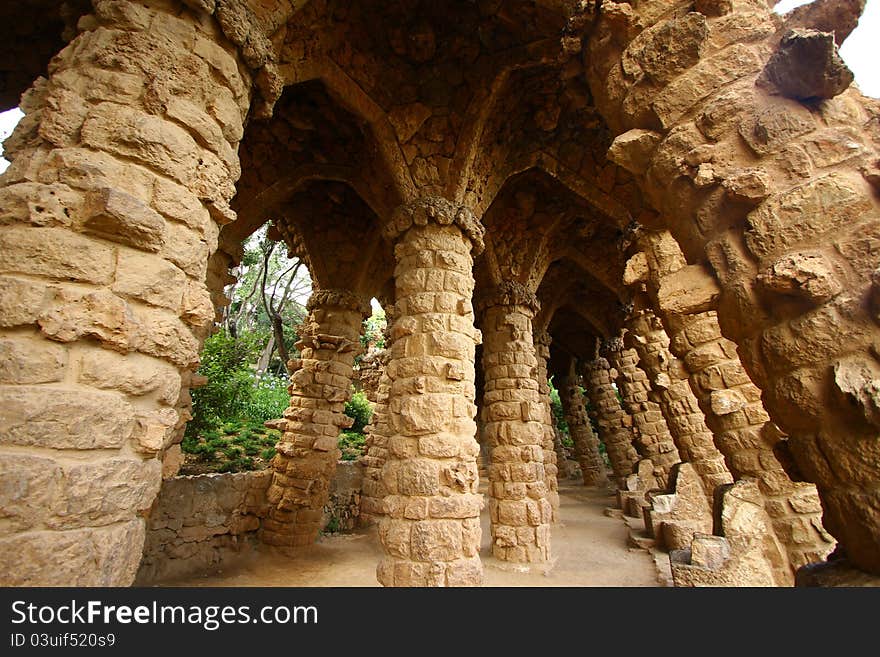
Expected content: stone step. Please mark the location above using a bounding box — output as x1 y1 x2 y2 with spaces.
627 530 656 551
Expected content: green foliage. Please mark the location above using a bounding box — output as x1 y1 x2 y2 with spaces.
338 430 366 461
261 447 277 460
187 328 292 442
548 377 569 436
360 309 386 351
344 390 373 433
323 516 341 533
187 328 263 437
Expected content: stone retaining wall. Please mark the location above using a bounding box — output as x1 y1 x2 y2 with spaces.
135 470 270 584
136 462 365 583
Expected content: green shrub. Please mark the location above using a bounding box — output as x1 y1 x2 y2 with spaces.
548 379 569 435
338 430 366 461
261 447 277 460
344 390 373 433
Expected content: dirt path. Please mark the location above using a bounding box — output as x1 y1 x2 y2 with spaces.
162 478 661 587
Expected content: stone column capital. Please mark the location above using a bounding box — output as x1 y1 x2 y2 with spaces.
600 336 625 356
475 280 541 317
533 328 553 348
384 197 485 255
307 288 372 317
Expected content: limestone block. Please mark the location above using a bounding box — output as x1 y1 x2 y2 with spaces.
0 182 82 228
49 457 162 529
78 349 181 405
691 534 731 569
0 226 115 285
757 252 841 303
833 357 880 428
607 129 662 174
39 288 139 352
710 389 748 416
82 187 166 252
761 29 854 100
0 276 52 328
0 336 67 384
623 13 708 84
0 385 134 449
0 520 146 586
0 453 64 534
656 264 720 316
113 250 187 311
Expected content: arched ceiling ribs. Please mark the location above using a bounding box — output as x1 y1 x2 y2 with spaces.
283 56 415 204
474 152 632 225
535 257 624 338
228 163 362 246
271 180 393 298
448 37 562 203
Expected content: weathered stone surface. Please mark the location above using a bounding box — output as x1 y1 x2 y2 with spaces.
607 129 662 175
49 457 162 530
83 187 166 251
762 29 854 100
656 265 720 317
39 288 138 352
757 252 842 303
0 336 67 384
0 226 115 285
0 520 146 586
0 386 135 449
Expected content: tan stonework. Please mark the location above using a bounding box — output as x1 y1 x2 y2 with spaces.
534 329 567 497
623 304 732 503
557 360 607 488
261 290 368 547
606 337 680 491
0 0 248 585
584 355 640 486
376 200 484 586
479 285 552 564
1 0 879 586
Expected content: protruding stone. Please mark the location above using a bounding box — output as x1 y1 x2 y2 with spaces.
607 129 662 175
761 29 854 101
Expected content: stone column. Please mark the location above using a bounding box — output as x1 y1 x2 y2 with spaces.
533 328 561 518
636 231 834 570
479 281 552 564
607 336 679 490
359 351 391 526
0 0 249 585
624 305 732 502
667 308 833 569
587 1 880 574
558 363 607 487
376 198 484 587
584 354 639 485
262 290 369 546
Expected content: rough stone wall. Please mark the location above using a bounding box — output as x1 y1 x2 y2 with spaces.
587 0 880 574
136 470 270 584
323 460 365 533
584 354 639 484
557 366 607 487
607 338 679 489
623 303 732 501
357 348 386 403
533 329 562 516
633 230 834 570
481 294 552 564
0 0 249 585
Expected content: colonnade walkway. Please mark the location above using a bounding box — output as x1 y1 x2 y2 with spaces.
161 478 661 588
